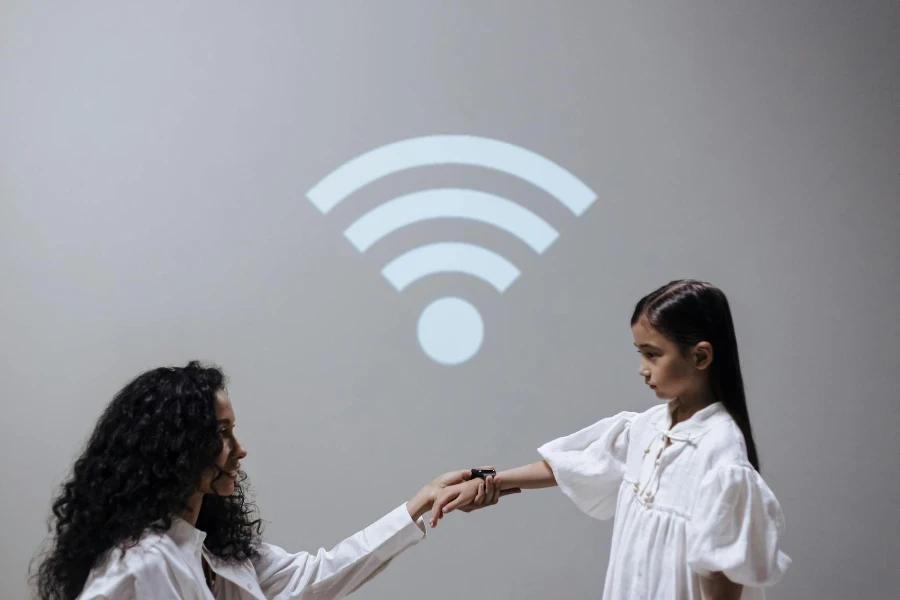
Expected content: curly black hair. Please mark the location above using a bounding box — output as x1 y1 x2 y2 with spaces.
30 361 262 600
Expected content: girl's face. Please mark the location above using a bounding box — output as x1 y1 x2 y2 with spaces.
631 316 711 402
199 390 248 496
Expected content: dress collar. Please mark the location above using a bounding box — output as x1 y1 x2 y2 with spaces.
650 401 729 441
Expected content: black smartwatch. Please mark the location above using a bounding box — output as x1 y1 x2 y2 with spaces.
470 468 496 480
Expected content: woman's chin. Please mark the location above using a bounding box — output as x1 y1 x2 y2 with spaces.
209 478 237 496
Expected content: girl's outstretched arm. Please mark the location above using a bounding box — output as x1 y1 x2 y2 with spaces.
494 460 557 490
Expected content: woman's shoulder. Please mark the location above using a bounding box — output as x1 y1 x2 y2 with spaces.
78 531 175 594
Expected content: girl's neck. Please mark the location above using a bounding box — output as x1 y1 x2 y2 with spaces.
182 492 204 526
670 389 715 427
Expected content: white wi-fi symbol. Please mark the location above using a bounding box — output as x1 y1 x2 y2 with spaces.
306 135 596 366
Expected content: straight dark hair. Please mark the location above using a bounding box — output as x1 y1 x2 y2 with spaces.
631 280 760 471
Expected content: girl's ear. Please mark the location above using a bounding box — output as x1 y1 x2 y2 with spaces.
693 342 714 370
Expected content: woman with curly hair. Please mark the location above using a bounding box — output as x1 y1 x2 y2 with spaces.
31 361 512 599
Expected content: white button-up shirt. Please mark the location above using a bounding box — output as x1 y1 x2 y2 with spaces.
76 503 426 599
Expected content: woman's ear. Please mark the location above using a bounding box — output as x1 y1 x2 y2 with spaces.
693 342 714 370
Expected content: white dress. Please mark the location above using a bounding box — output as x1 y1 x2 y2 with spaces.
537 401 791 600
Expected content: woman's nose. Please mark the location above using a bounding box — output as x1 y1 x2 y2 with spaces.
234 439 248 459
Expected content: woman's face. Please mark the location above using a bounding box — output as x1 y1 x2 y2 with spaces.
199 390 247 496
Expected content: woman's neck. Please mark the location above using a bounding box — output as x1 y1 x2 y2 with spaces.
183 492 204 526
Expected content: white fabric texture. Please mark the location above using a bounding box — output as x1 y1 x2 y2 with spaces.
538 402 791 600
76 503 426 599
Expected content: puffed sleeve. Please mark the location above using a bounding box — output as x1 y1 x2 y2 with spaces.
686 465 791 587
537 411 637 520
252 502 426 599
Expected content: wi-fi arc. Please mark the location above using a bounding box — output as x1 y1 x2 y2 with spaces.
307 135 595 216
381 242 520 293
343 188 558 254
306 135 596 365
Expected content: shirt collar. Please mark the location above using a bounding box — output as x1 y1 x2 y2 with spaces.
167 515 207 554
651 401 729 441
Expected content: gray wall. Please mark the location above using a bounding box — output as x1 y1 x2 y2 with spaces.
2 2 898 599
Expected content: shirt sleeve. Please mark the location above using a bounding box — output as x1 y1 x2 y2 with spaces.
537 411 637 520
686 464 792 588
252 502 426 599
76 546 181 599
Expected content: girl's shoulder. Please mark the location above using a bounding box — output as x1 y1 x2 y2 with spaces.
629 402 669 430
630 402 750 467
693 411 752 468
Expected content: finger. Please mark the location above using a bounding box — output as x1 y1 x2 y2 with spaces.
484 476 494 503
490 478 502 505
430 506 439 528
439 490 461 519
472 481 485 505
430 497 445 527
431 491 456 527
443 491 474 515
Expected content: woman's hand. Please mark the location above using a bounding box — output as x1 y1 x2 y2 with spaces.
406 467 520 527
429 473 519 528
407 468 479 523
